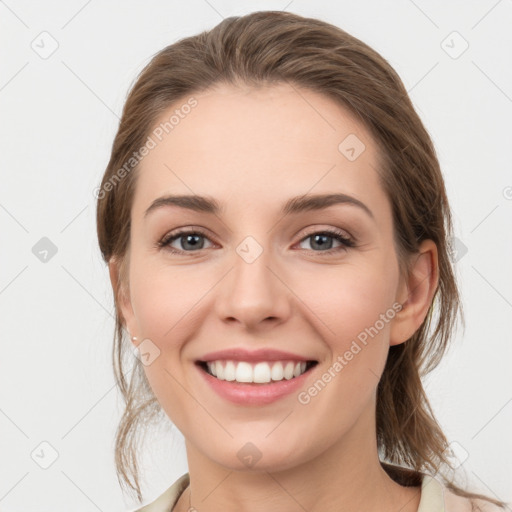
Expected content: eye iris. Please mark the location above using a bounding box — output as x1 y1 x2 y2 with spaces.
181 234 203 250
311 234 333 250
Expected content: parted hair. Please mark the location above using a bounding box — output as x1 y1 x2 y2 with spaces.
96 10 507 508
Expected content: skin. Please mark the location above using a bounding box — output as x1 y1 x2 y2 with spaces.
110 82 438 512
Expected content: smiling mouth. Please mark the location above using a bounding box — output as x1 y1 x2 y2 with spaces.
196 359 318 384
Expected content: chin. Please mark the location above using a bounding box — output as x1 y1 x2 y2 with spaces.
196 435 313 473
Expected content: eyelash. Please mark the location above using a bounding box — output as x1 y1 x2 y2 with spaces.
157 227 356 256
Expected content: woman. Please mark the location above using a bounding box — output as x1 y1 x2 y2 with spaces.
96 11 508 512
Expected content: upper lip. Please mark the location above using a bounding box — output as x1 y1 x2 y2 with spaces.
197 348 316 363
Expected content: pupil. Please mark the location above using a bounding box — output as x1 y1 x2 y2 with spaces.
183 234 202 250
312 234 332 250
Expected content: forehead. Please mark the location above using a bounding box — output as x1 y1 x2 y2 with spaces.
133 82 388 221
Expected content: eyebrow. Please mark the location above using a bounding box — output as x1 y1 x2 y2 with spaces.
144 192 374 220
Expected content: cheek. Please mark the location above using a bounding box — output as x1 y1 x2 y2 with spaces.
294 268 397 422
128 268 196 429
292 259 398 406
339 279 395 342
128 260 214 418
295 258 398 345
130 257 206 339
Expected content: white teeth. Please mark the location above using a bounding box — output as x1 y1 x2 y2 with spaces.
235 362 253 383
224 360 236 381
292 362 307 377
207 362 216 376
271 362 283 381
215 361 224 380
203 360 312 383
283 362 294 380
253 362 271 383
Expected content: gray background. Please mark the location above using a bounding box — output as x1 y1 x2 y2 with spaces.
1 0 511 510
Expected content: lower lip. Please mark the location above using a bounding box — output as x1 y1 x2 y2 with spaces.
196 363 316 405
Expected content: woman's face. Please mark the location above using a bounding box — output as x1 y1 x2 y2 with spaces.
114 83 427 472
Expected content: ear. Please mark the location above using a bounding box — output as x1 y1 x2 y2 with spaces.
108 256 138 346
389 239 439 346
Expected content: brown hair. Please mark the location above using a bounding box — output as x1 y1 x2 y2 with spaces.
96 10 508 508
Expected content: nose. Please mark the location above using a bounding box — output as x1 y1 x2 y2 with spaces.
214 240 292 331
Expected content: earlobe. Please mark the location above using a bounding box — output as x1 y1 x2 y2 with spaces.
389 240 439 346
108 257 137 344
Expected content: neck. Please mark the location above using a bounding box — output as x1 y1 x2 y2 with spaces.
175 405 421 512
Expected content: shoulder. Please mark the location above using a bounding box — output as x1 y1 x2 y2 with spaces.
131 473 190 512
418 474 507 512
444 487 505 512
